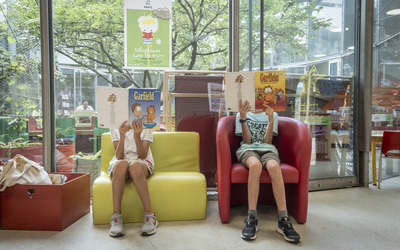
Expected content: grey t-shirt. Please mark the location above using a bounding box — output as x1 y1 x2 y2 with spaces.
235 111 279 160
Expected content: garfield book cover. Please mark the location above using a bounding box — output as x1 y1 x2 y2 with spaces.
254 70 285 112
128 88 161 130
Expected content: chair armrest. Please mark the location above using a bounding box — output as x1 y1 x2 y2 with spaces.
273 117 311 183
216 117 233 186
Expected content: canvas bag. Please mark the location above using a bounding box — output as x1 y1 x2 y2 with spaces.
0 154 52 191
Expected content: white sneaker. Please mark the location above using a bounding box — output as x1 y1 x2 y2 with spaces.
109 213 125 237
141 212 158 236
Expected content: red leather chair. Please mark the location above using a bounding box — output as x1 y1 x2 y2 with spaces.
177 115 218 187
216 116 311 224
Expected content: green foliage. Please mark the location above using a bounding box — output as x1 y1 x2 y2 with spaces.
2 0 331 84
55 126 74 139
68 150 102 160
172 0 229 70
238 0 332 70
0 138 42 158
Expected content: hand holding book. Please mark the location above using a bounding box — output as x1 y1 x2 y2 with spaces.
131 119 143 137
239 100 252 120
119 120 132 137
263 104 274 119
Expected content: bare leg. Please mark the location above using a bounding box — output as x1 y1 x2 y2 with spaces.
112 160 130 214
246 156 263 210
265 159 286 211
129 161 152 213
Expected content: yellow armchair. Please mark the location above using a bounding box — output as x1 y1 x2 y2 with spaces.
92 132 207 224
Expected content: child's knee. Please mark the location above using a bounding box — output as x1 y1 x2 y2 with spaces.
128 162 145 178
266 161 281 176
113 161 128 176
248 161 262 176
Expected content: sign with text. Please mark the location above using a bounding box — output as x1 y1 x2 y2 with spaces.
124 0 172 69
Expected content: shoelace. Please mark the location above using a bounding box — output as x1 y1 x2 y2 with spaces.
144 214 156 224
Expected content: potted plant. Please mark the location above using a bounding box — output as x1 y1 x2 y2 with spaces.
69 150 102 196
55 126 76 172
0 138 42 163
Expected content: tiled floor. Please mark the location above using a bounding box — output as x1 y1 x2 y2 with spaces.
1 176 400 250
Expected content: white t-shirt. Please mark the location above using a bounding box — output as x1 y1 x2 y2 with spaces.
76 105 94 111
235 111 279 160
108 129 154 166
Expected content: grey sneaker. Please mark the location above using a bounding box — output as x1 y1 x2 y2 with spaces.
109 213 125 237
141 212 158 236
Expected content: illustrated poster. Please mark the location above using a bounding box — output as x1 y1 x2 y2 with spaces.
124 0 172 69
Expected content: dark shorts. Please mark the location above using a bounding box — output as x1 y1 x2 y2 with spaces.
238 150 281 169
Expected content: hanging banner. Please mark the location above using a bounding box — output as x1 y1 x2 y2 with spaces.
124 0 172 69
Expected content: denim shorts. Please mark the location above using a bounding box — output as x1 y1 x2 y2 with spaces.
238 150 281 169
108 159 154 180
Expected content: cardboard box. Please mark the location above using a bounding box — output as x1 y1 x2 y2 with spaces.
0 173 90 231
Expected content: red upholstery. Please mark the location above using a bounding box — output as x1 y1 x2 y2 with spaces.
216 116 311 223
381 131 400 156
177 115 218 187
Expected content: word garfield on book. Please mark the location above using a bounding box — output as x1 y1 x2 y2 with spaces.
225 70 286 112
96 87 161 130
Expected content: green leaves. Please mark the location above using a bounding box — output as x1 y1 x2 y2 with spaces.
7 36 16 44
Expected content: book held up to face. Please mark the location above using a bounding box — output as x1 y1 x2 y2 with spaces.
224 70 286 112
96 87 161 130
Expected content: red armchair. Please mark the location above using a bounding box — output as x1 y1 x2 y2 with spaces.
216 116 311 224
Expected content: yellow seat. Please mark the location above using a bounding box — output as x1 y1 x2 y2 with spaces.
92 132 207 224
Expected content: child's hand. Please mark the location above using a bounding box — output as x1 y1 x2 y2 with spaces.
119 120 131 136
239 100 251 120
131 119 143 136
263 104 274 118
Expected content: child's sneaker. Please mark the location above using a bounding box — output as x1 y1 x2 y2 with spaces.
141 212 158 236
241 216 258 240
277 216 300 243
109 213 125 237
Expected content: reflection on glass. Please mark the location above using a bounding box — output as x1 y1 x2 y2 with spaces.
372 0 400 181
0 1 43 166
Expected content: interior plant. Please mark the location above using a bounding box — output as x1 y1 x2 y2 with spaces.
69 150 102 196
0 138 42 162
55 126 76 172
0 138 41 158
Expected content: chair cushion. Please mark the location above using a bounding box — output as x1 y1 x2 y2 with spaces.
231 163 299 183
92 172 207 224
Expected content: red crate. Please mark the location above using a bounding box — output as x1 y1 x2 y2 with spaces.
0 172 90 231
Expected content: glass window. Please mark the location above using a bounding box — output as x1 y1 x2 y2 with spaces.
372 0 400 181
241 0 356 180
0 0 43 166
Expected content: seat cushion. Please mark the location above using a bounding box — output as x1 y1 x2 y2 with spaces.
231 163 299 183
92 172 207 224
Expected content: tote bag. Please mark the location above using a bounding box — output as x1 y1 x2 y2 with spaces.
0 154 52 191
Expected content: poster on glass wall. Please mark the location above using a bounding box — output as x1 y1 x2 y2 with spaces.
124 0 172 69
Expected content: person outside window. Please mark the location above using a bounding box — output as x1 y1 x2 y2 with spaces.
108 120 157 237
75 100 95 115
236 100 300 243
